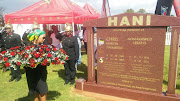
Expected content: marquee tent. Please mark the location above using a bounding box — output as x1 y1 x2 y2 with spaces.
5 0 98 24
83 3 101 18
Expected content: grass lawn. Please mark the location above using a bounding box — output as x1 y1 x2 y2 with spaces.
0 46 179 101
163 46 180 94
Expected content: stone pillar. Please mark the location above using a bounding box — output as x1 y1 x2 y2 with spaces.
87 27 96 83
166 27 180 97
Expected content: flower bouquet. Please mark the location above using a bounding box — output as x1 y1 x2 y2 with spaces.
0 45 68 69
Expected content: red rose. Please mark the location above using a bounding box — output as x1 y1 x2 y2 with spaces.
5 62 10 67
43 45 47 47
47 53 51 58
20 52 23 55
1 51 6 54
35 53 39 58
11 52 15 56
56 60 60 64
60 49 66 54
41 62 47 66
17 52 21 55
39 49 43 53
60 49 63 52
39 53 43 58
15 46 19 49
41 46 43 49
52 62 55 65
25 46 31 50
10 47 15 50
24 54 29 58
41 45 47 49
4 57 8 62
21 50 25 53
32 51 36 53
31 45 35 48
25 48 30 50
17 62 21 66
44 59 48 63
31 63 35 68
61 62 64 64
29 58 35 63
53 48 57 51
46 48 50 52
65 57 68 60
55 57 58 61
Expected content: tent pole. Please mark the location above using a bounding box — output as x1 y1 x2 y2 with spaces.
72 22 75 36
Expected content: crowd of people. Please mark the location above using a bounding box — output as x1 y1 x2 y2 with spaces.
0 21 88 101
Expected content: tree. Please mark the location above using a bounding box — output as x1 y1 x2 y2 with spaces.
0 7 5 15
0 7 5 28
125 8 134 13
136 8 146 14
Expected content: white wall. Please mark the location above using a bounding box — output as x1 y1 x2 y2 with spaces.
12 24 43 39
165 32 171 45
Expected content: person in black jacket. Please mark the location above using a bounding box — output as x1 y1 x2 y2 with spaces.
22 22 48 101
26 27 48 101
1 22 22 82
62 23 79 85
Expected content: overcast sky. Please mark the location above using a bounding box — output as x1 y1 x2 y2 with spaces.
0 0 176 16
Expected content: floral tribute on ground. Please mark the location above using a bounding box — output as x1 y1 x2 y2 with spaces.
0 45 68 69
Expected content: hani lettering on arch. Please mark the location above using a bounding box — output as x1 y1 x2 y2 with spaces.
108 15 151 26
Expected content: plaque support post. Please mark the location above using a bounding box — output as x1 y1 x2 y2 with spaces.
87 27 96 83
166 27 180 97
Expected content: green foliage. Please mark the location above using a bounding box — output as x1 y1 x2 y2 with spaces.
163 46 180 94
136 8 146 14
125 8 134 13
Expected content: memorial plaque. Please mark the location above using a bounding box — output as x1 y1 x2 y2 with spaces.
97 27 166 93
76 13 180 101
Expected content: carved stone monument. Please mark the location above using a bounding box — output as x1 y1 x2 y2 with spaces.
76 13 180 101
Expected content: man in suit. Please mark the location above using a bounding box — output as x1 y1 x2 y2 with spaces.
62 23 79 85
1 22 22 82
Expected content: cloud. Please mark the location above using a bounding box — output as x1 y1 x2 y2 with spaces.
108 0 157 15
71 0 159 15
71 0 102 13
85 0 175 15
1 0 41 14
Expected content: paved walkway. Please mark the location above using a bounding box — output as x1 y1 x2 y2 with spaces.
72 88 137 101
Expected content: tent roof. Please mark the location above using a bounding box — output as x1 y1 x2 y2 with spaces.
5 0 98 24
83 3 101 18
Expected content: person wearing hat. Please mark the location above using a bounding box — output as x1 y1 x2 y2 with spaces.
62 23 79 85
1 21 22 82
22 22 48 101
25 29 48 101
22 21 40 46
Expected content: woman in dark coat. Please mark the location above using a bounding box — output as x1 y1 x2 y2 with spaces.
25 28 48 101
